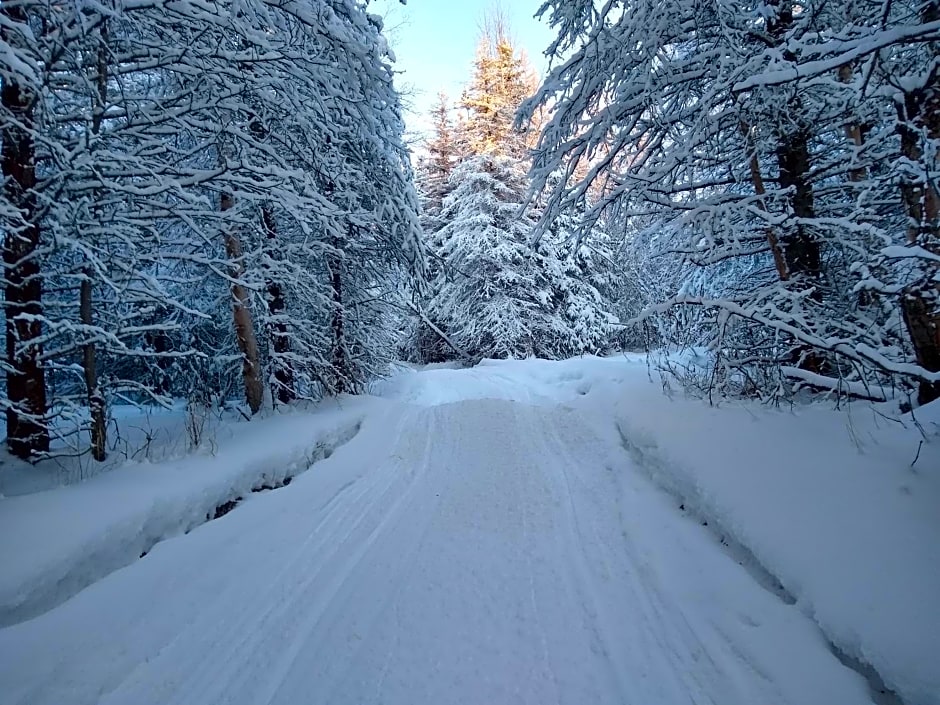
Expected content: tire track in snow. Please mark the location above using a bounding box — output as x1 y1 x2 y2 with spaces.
527 408 636 703
533 403 866 705
256 406 447 705
99 414 407 705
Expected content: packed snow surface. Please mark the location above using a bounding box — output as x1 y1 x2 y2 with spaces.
2 357 937 705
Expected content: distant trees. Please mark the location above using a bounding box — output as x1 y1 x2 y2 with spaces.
521 0 940 404
425 155 612 359
412 12 616 363
428 156 541 358
421 92 461 223
0 0 421 460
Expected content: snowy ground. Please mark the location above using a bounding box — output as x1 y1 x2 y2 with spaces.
0 401 261 496
0 398 368 627
1 357 937 705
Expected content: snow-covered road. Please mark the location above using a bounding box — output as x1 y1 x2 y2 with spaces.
0 366 874 704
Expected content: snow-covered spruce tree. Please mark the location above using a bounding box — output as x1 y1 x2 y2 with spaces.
428 155 544 358
428 155 610 359
415 18 615 362
459 18 537 160
419 92 461 224
520 0 940 402
539 173 618 354
410 92 463 363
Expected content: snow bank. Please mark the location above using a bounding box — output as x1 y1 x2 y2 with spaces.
610 396 939 705
513 355 940 705
0 399 371 627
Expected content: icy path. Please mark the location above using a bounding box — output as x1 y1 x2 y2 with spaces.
0 368 872 705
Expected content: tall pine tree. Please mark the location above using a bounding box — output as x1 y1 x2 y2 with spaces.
414 11 615 362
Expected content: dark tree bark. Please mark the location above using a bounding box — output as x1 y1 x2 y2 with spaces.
80 272 106 461
766 1 822 285
83 20 110 461
222 191 264 414
261 206 294 405
762 1 824 374
775 129 821 281
896 0 940 404
901 295 940 403
146 327 171 397
244 105 294 406
328 245 350 395
2 3 49 459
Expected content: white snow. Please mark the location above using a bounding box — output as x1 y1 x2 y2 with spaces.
0 399 368 627
1 357 937 705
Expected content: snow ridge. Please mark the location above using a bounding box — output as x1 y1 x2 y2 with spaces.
0 410 364 627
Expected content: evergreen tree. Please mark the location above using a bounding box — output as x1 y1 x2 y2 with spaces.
459 33 534 159
428 155 612 359
428 155 545 358
412 11 616 363
422 92 460 218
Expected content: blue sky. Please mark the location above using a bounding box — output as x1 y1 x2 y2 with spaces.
371 0 556 138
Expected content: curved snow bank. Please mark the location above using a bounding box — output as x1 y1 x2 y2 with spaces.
576 365 940 705
0 401 369 627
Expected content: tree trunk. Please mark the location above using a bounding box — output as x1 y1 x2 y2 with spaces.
765 1 822 284
262 206 294 405
896 0 940 405
837 63 869 185
775 129 821 282
836 59 875 308
901 294 940 404
762 1 824 374
776 128 825 374
81 272 106 461
328 246 350 395
82 20 110 462
2 4 49 459
146 328 171 397
740 121 789 281
221 191 264 414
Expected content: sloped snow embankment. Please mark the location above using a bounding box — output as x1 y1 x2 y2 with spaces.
0 399 370 627
473 355 939 705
